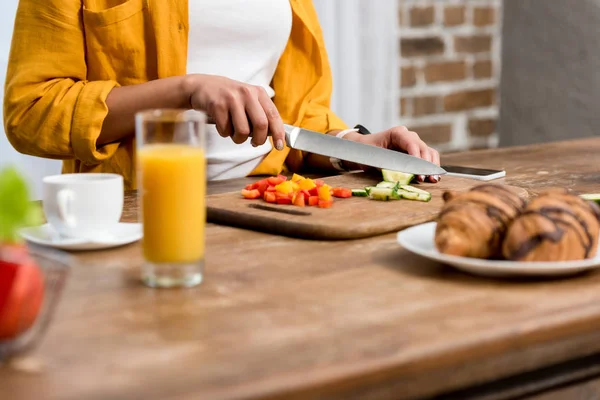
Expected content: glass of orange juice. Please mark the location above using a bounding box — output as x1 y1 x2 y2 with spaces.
135 109 206 288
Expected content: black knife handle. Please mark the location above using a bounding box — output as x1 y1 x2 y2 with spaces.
354 124 371 135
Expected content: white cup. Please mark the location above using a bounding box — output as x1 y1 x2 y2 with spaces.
42 173 124 239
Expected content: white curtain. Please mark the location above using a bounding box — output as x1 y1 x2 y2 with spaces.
313 0 398 133
0 0 61 199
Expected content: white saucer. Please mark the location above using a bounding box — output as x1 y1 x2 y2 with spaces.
19 223 142 251
397 222 600 278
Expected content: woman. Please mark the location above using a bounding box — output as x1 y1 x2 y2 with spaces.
4 0 440 190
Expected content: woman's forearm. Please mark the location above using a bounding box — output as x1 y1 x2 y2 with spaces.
99 76 190 146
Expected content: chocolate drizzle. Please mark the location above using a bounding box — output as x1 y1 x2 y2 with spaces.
506 212 566 260
471 184 526 214
504 198 600 261
435 185 525 258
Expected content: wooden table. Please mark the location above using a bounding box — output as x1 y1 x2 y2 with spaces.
3 138 600 400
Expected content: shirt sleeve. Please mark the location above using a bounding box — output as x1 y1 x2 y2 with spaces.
282 1 349 171
3 0 121 165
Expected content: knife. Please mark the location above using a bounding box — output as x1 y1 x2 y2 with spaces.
283 125 446 176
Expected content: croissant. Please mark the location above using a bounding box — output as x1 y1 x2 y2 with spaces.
435 184 526 258
502 189 600 261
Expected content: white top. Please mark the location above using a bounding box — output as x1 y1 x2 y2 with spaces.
187 0 293 181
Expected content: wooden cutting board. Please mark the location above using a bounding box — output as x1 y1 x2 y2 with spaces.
206 173 529 240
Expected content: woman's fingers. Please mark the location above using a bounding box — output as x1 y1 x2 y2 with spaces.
428 148 441 183
257 89 286 151
211 99 233 139
229 97 251 144
223 85 285 149
403 142 427 182
243 87 269 147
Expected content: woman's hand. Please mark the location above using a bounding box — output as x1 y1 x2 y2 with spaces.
184 74 286 150
341 126 441 183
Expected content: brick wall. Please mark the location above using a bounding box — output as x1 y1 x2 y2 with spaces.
398 0 503 152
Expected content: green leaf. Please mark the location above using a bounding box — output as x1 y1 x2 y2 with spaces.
0 166 36 244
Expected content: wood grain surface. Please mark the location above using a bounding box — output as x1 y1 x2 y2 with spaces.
206 174 529 240
2 138 600 400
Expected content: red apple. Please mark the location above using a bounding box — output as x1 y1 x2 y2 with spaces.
0 245 45 340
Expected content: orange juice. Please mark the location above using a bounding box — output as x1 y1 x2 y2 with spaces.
138 144 206 263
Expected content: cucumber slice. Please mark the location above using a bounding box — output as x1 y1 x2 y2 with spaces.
376 181 396 188
382 169 414 184
397 190 419 200
352 189 368 197
395 185 432 202
364 186 376 196
398 185 430 195
580 194 600 204
369 187 395 201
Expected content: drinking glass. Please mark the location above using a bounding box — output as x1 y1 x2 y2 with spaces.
136 109 206 288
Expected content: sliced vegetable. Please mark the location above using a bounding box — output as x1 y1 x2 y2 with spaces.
275 181 294 194
241 189 261 199
332 187 352 198
398 184 431 195
318 186 332 201
395 185 432 202
351 189 368 197
369 187 395 201
240 176 353 208
293 192 306 207
276 192 292 200
299 179 317 191
263 191 277 203
580 194 600 204
291 173 305 183
376 181 396 189
256 179 270 194
267 175 286 186
382 169 414 184
364 187 375 196
318 199 333 208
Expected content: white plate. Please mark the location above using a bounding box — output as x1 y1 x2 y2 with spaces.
20 223 142 251
397 222 600 278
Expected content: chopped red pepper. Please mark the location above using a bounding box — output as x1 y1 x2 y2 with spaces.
263 191 277 203
293 192 306 207
267 176 285 186
241 189 261 199
332 187 352 198
256 179 269 194
318 199 333 208
241 176 353 208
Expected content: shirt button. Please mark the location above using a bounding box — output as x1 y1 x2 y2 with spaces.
178 22 184 32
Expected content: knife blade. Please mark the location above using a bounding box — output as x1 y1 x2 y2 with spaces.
284 125 446 176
